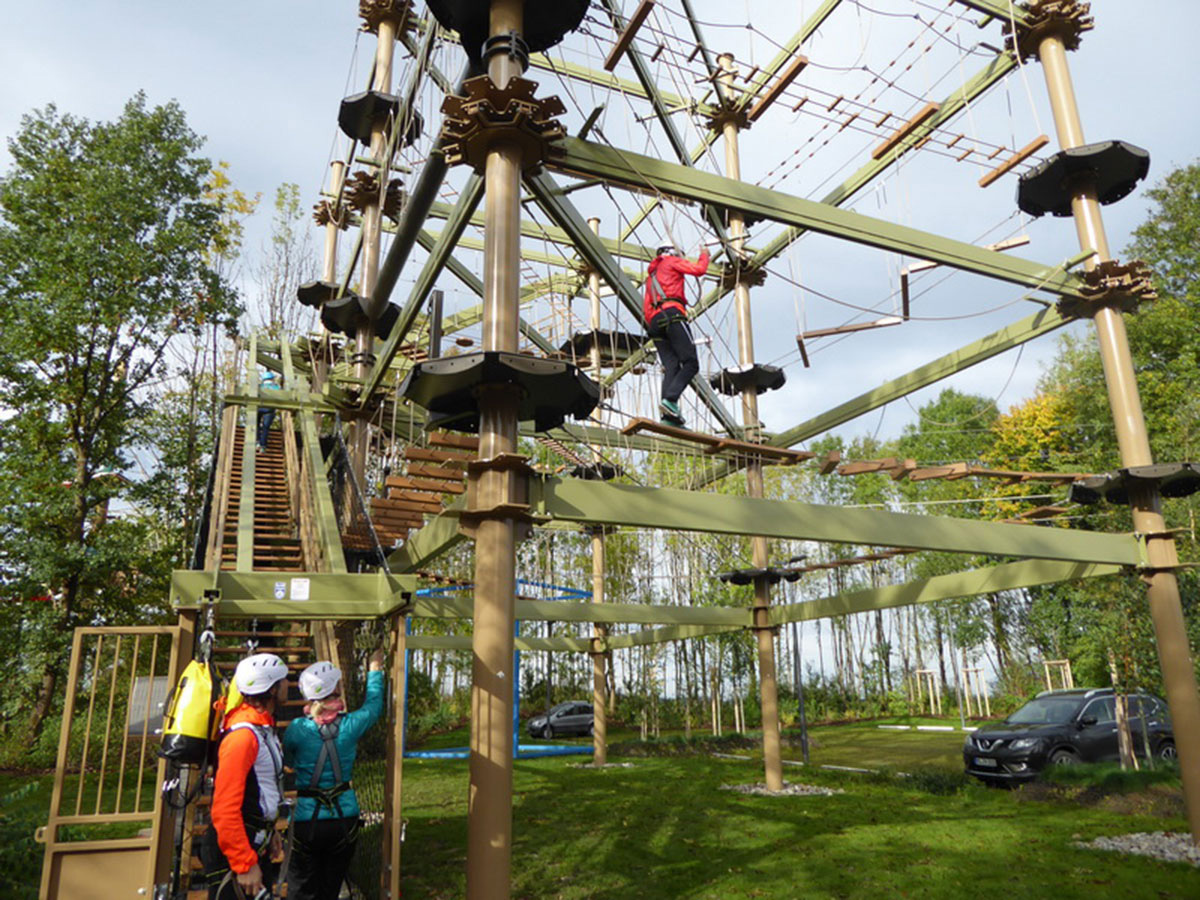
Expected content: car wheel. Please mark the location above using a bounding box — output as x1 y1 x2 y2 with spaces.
1048 748 1079 767
1158 740 1177 761
588 724 594 737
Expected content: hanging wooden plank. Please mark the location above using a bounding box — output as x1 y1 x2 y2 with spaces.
871 101 940 160
978 134 1050 188
746 53 810 123
604 0 656 72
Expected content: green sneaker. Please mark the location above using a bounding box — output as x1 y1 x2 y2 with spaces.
659 399 684 426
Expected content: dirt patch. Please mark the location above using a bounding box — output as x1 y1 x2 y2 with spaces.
1017 782 1185 819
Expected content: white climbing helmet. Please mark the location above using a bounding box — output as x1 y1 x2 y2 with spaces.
299 661 343 701
656 243 679 257
234 653 289 696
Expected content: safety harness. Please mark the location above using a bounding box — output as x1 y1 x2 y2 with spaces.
296 719 353 821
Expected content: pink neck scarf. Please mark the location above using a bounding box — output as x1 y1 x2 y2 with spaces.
305 697 345 726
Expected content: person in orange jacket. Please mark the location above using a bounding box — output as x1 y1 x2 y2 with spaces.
201 653 291 899
643 242 712 427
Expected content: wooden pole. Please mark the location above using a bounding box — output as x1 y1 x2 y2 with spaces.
718 51 783 792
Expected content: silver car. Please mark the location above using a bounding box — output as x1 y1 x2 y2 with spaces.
526 701 594 738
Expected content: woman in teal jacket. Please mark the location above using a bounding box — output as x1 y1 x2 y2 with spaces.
283 649 385 900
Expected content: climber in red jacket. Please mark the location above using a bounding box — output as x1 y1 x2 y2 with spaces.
643 242 711 426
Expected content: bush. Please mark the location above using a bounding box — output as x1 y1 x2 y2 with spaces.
0 780 45 900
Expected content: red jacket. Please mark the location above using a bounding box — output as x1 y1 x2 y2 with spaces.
643 250 709 324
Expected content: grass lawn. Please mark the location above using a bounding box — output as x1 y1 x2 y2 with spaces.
6 721 1198 898
400 753 1198 899
399 720 1199 899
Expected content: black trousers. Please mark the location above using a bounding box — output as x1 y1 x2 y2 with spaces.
200 826 278 900
286 815 360 900
648 308 698 404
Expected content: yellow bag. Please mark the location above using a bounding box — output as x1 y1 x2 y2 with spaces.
160 659 222 765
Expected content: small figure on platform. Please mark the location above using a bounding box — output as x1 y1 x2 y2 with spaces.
202 653 291 900
283 649 386 900
643 241 713 427
257 370 282 453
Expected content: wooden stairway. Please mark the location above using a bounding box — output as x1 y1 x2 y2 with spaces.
370 431 478 542
220 430 304 571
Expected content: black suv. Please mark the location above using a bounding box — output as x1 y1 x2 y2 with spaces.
963 688 1175 783
526 701 594 738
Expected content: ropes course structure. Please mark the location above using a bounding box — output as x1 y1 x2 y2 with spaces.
37 3 1200 899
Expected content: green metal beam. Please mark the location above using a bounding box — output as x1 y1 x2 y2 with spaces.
426 201 667 265
225 390 340 414
770 305 1072 448
949 0 1035 27
603 50 1021 386
526 54 717 120
387 500 467 573
773 559 1124 625
411 591 752 626
363 173 485 405
530 476 1142 565
408 633 596 652
690 303 1074 489
298 404 347 574
237 334 258 572
549 136 1086 299
171 570 415 618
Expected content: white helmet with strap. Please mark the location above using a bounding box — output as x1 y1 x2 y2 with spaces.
656 243 679 257
234 653 288 696
299 661 343 701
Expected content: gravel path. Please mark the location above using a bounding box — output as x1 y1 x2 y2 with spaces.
1074 831 1200 867
720 781 844 797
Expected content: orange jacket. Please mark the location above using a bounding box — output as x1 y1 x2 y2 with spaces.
210 703 283 874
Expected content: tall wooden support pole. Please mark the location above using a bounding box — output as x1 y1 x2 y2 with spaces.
587 215 608 765
468 1 525 895
315 159 347 397
1036 28 1200 844
718 53 783 792
351 14 400 482
382 611 407 899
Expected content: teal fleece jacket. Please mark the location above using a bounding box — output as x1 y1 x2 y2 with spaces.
283 669 384 821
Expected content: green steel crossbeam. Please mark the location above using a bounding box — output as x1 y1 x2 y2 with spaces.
548 136 1087 299
770 306 1072 447
409 634 596 652
298 404 347 574
387 500 467 573
425 201 670 266
690 303 1074 488
527 54 717 120
363 173 485 406
949 0 1035 26
225 390 340 414
771 559 1125 625
237 333 258 572
530 476 1141 565
171 570 415 618
411 592 752 626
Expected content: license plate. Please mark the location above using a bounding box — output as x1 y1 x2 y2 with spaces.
973 757 998 768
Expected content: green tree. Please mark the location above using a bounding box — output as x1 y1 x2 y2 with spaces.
0 94 241 752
